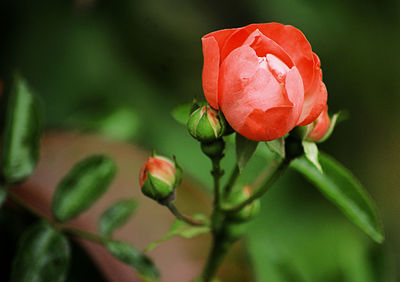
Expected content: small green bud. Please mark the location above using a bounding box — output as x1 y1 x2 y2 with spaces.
187 105 225 143
227 186 260 223
139 154 182 202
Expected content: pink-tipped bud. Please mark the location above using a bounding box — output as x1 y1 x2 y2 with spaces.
139 154 182 201
306 107 331 142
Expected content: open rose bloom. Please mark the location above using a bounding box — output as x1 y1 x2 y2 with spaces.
202 23 328 141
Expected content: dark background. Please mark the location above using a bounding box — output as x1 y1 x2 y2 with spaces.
1 0 399 281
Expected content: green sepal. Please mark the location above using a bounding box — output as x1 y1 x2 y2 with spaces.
197 108 219 141
318 112 340 143
99 199 138 237
265 137 285 159
141 172 174 201
302 140 323 173
10 222 70 282
235 133 259 172
172 156 183 187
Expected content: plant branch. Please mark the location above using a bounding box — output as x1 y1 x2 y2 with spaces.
166 202 205 226
222 164 240 199
211 158 223 209
6 187 107 246
7 189 47 220
61 226 106 245
222 158 290 213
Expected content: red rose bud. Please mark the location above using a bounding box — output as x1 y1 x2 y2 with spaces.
202 23 328 141
187 105 225 143
305 107 331 142
139 154 182 202
227 186 260 222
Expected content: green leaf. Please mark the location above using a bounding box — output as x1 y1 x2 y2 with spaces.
146 215 210 251
99 199 137 237
2 74 42 184
235 133 259 172
0 186 7 208
291 153 384 243
265 137 285 159
171 103 192 125
11 222 70 282
52 155 116 222
106 240 159 280
302 141 323 173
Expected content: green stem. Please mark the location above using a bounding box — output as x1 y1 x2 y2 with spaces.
211 158 223 209
61 226 105 245
166 203 205 226
7 190 47 220
6 187 106 246
201 233 231 281
222 158 290 213
222 164 240 199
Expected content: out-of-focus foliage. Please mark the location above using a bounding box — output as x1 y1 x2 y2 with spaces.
52 155 116 222
1 0 399 281
10 222 70 282
98 198 137 237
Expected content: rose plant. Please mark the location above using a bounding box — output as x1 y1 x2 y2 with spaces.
1 23 383 282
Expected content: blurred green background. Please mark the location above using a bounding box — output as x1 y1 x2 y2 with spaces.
1 0 399 281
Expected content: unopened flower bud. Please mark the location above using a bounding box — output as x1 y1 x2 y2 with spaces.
187 105 225 143
139 154 182 202
227 186 260 222
305 107 331 143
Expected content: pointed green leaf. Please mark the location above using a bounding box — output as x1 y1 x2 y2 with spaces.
11 222 70 282
236 133 259 172
265 137 285 159
99 199 137 237
106 240 159 280
2 75 42 184
171 103 192 125
146 215 210 251
302 141 323 173
52 155 116 222
291 153 384 243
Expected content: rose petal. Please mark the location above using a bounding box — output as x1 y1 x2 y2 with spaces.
219 45 300 141
284 66 304 127
242 29 294 68
201 29 236 109
297 54 328 125
266 54 290 82
220 23 315 92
